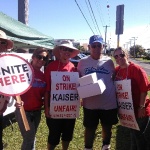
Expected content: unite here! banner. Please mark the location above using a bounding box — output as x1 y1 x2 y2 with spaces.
50 71 80 119
0 53 33 116
0 54 34 96
115 79 140 130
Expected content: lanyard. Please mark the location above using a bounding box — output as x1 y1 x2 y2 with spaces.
115 66 128 81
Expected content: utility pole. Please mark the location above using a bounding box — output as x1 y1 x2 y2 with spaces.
129 39 132 47
128 39 132 53
132 37 138 58
18 0 29 25
103 25 110 54
125 42 129 50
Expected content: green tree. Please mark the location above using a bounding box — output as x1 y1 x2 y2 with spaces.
77 45 85 52
130 45 145 57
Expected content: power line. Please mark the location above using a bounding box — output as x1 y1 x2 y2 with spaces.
87 0 101 35
95 0 105 26
74 0 95 34
85 0 98 33
94 0 105 33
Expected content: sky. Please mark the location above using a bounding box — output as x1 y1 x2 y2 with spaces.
0 0 150 49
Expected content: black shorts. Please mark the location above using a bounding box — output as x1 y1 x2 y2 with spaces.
46 118 76 145
83 108 118 128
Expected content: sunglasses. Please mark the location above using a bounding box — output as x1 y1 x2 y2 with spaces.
0 41 7 45
114 54 125 59
91 44 102 48
36 55 48 61
60 47 74 52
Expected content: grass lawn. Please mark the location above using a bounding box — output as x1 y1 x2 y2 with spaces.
3 108 131 150
134 58 150 63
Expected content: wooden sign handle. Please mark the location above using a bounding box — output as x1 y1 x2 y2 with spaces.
16 95 30 131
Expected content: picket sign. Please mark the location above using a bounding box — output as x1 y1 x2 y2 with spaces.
115 79 139 130
50 71 80 118
0 54 34 131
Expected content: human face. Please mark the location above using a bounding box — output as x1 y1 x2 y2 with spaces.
89 42 103 60
32 52 48 69
114 49 128 68
59 47 74 61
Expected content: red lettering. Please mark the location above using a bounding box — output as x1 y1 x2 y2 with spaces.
62 75 70 81
117 92 129 99
11 75 19 84
63 83 67 90
56 83 59 90
52 113 73 118
54 105 77 112
122 122 137 129
55 83 76 90
19 74 26 83
119 113 134 122
117 84 123 91
0 74 27 86
0 78 4 86
4 76 11 85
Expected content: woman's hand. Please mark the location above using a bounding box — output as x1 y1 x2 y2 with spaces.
15 101 24 108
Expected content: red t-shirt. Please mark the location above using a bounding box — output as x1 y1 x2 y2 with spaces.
115 62 150 117
45 60 76 92
21 69 46 111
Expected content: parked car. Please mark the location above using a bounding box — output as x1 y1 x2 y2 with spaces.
70 53 87 67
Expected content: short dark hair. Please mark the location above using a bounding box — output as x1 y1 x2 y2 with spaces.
32 47 49 58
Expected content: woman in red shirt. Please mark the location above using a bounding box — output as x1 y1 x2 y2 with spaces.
44 40 79 150
114 47 150 150
15 48 49 150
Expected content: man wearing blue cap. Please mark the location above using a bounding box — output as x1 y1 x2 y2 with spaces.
77 35 118 150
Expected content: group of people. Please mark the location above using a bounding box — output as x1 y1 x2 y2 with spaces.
0 29 150 150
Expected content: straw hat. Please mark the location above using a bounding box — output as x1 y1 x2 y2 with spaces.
0 30 14 50
53 40 80 59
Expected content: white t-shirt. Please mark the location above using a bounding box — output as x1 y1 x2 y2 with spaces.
77 55 117 110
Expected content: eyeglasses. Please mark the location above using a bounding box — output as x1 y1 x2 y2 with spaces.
36 55 48 61
60 47 74 52
0 41 7 45
91 44 102 48
114 54 125 59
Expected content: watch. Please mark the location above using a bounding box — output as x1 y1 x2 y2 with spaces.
139 105 145 109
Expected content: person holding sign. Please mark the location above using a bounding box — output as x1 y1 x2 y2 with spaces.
0 30 14 149
44 40 79 150
77 35 118 150
114 47 150 150
15 48 49 150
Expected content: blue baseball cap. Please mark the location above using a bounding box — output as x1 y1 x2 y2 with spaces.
89 35 104 45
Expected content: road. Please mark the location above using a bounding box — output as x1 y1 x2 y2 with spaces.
129 58 150 75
